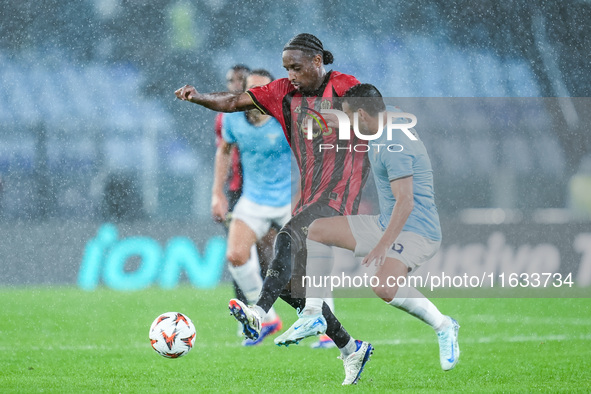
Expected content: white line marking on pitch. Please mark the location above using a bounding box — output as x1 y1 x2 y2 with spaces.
3 333 590 352
372 333 591 346
466 315 591 326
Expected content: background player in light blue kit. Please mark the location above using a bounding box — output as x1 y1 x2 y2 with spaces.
287 83 461 371
212 69 291 345
211 64 253 315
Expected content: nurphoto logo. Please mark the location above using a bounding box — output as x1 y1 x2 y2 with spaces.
301 107 418 152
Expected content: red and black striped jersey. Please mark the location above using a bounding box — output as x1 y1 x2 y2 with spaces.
214 112 243 192
246 71 369 215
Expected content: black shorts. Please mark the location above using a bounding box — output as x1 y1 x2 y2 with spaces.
279 202 341 297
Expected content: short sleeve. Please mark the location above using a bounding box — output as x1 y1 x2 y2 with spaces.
382 150 413 182
329 72 361 97
221 114 236 144
247 79 292 120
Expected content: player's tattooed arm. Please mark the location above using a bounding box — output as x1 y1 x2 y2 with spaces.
175 85 255 112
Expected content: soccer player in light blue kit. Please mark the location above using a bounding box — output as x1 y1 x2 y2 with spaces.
279 83 460 373
211 69 291 346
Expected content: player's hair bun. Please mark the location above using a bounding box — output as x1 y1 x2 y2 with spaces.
284 33 334 64
322 50 334 65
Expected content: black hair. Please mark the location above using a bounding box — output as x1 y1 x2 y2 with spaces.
230 64 251 73
250 68 274 82
341 83 386 116
243 68 274 91
283 33 334 65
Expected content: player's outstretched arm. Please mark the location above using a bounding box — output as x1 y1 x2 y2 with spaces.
175 85 255 112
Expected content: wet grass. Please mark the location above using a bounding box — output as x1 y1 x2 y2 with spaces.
0 285 589 392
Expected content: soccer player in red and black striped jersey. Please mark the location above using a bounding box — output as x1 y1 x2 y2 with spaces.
211 64 249 309
245 59 368 219
176 34 372 385
211 64 249 219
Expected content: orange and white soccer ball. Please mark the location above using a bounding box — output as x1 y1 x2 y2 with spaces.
149 312 196 358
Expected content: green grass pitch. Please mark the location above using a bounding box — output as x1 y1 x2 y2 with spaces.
1 285 589 392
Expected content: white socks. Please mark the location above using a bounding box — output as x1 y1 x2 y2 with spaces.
305 239 334 297
301 296 335 315
228 245 261 303
228 245 276 322
301 239 336 315
252 305 268 321
340 337 358 358
388 285 448 331
302 298 324 315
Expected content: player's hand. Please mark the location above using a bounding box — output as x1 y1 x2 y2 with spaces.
211 193 228 223
362 242 389 267
175 85 198 101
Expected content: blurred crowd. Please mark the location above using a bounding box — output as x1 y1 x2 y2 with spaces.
0 0 589 221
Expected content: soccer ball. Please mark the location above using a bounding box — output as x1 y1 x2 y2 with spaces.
149 312 196 358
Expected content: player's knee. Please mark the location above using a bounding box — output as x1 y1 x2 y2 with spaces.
226 247 250 266
307 219 326 243
372 284 398 303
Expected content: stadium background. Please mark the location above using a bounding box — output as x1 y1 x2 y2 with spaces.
0 0 590 289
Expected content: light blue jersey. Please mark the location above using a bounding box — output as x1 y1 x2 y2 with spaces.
222 112 292 207
369 106 442 241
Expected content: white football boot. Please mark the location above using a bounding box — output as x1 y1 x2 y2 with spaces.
340 340 374 385
274 312 327 346
229 299 261 340
437 316 460 371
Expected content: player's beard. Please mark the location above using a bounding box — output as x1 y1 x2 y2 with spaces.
297 85 315 96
